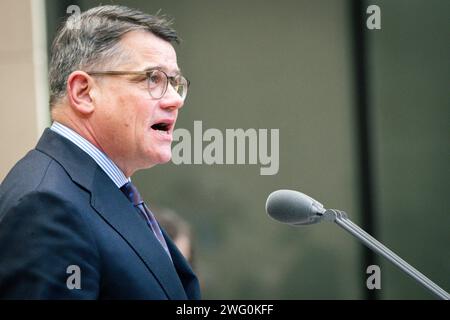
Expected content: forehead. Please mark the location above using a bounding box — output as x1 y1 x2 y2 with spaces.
118 30 179 72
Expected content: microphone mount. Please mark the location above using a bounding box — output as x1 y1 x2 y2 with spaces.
266 189 450 300
318 208 449 300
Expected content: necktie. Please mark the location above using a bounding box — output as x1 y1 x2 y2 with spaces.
120 182 171 259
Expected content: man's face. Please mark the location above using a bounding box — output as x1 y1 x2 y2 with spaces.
90 30 184 176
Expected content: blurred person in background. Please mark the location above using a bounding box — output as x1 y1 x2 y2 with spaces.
153 207 195 267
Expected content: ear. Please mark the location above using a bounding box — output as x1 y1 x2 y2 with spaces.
66 71 96 115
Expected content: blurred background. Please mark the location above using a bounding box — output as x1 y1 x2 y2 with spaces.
0 0 448 299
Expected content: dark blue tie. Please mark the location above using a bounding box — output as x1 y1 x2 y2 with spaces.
120 182 171 259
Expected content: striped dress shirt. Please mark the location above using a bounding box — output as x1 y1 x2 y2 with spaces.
50 121 129 188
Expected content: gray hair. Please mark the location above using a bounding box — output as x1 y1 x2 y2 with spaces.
49 5 179 108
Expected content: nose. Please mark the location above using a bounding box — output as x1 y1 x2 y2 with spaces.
159 84 184 111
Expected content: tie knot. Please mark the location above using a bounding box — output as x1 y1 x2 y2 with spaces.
120 182 143 206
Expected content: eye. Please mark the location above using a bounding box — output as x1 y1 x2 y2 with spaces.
167 76 176 87
148 71 164 87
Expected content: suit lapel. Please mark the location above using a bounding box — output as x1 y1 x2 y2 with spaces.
90 168 188 299
36 129 188 299
162 228 201 299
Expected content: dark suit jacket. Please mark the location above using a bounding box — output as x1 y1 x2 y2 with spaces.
0 129 201 299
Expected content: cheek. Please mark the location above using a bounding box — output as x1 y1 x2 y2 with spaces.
134 105 155 144
114 90 155 146
116 94 141 128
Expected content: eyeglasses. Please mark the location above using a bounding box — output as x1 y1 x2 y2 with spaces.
87 69 190 100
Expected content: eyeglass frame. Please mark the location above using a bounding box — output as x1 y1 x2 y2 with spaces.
86 68 190 100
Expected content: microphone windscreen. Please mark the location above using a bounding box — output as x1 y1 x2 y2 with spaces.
266 189 325 225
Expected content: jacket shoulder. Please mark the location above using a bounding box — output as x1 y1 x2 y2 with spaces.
0 151 100 299
0 149 85 215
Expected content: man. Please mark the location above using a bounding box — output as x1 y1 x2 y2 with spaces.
0 5 200 299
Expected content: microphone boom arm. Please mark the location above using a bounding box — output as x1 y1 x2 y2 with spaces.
320 209 450 300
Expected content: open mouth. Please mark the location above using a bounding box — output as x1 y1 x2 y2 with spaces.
151 122 172 133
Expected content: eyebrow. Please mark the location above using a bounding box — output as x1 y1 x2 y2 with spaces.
142 65 182 76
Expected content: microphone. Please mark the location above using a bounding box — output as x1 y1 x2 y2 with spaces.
266 189 450 300
266 189 326 225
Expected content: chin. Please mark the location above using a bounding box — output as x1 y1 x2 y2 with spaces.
153 150 172 165
142 144 173 167
158 155 172 164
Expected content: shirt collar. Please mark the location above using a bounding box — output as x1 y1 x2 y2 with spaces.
50 121 129 188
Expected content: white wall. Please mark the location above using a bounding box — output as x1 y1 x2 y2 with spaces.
0 0 48 181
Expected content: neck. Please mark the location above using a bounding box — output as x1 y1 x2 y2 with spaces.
52 107 135 178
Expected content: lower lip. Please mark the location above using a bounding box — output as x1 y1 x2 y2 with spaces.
151 128 173 142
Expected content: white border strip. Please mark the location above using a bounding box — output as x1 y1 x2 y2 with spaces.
31 0 49 136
